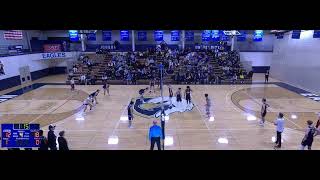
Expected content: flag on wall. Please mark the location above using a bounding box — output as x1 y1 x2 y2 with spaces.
4 30 23 40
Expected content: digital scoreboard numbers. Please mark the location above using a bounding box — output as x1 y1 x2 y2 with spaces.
1 124 40 148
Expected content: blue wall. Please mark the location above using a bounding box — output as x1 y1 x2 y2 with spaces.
0 67 66 91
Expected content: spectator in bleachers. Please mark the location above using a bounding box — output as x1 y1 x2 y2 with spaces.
80 74 86 85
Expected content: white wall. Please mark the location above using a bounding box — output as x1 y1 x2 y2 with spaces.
240 52 272 66
0 52 77 80
270 30 320 93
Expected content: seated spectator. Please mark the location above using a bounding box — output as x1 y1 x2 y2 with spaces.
102 74 108 83
80 74 86 85
232 74 237 84
239 73 245 84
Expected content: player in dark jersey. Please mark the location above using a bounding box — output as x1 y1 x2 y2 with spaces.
149 79 156 94
260 98 269 126
139 87 148 103
205 94 211 118
168 84 173 107
128 101 134 128
103 82 110 96
185 86 192 105
90 89 100 105
176 88 182 104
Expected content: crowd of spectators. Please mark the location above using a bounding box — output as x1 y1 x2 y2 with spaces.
67 41 252 85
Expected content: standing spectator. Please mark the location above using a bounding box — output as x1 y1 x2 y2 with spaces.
273 113 285 149
70 77 75 91
149 120 162 150
38 130 48 150
300 120 317 150
58 131 69 151
265 70 269 83
47 125 57 150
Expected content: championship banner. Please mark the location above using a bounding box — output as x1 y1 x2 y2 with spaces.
185 31 194 41
43 44 62 52
154 30 164 41
138 31 147 41
102 30 112 41
171 30 180 41
253 30 263 41
120 30 130 41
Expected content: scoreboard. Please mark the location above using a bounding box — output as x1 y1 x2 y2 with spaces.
1 124 40 148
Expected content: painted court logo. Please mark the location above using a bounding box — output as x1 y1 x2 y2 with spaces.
132 96 194 118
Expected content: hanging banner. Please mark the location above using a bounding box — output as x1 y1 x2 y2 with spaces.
87 33 96 41
291 30 301 39
102 30 112 41
253 30 263 41
154 30 164 41
69 30 79 42
237 30 246 41
171 30 180 41
120 30 129 41
202 30 211 41
138 31 147 41
211 30 220 41
313 30 320 38
276 33 284 39
185 31 194 41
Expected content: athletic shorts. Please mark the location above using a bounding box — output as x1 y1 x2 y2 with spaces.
301 139 313 147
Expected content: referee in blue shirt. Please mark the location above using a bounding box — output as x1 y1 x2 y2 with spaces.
149 120 163 150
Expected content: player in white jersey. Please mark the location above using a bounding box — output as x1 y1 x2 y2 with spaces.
83 96 93 113
70 78 75 91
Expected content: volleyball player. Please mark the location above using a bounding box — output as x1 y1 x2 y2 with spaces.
70 77 75 91
176 88 182 104
103 82 110 96
90 89 100 105
168 85 173 107
205 94 211 118
260 98 269 126
185 86 192 105
128 101 134 128
139 87 148 103
149 78 156 94
83 95 93 113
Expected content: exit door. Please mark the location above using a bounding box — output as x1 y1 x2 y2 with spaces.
19 66 32 84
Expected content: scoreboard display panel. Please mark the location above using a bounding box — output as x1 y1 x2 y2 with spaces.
1 124 40 148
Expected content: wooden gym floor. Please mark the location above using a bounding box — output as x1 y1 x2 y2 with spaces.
0 74 319 150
